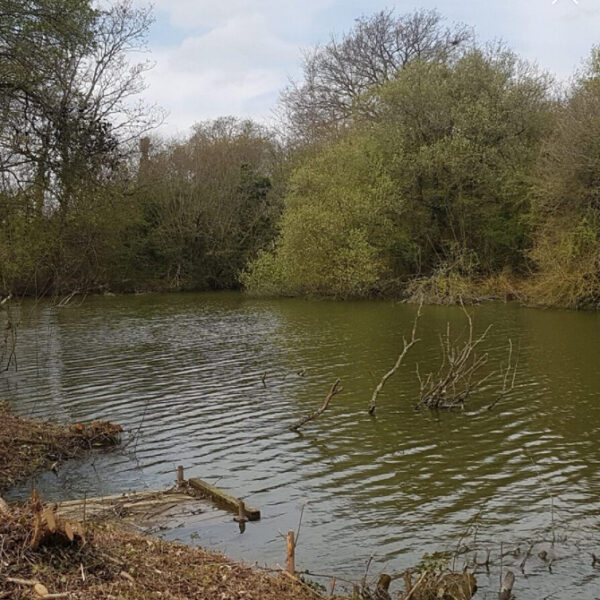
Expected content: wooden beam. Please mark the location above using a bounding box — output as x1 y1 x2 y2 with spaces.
188 478 260 521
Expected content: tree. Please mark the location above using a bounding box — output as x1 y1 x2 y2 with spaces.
0 0 159 295
136 118 281 291
530 47 600 307
242 133 394 298
0 0 158 212
373 47 552 278
279 9 472 144
245 48 552 298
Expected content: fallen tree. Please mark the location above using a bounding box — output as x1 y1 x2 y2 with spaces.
415 305 516 410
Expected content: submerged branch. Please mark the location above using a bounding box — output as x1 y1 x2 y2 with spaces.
289 379 343 431
368 303 422 415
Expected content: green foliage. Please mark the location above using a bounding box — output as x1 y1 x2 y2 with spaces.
242 134 393 297
135 118 280 291
529 47 600 308
246 48 552 299
374 49 551 276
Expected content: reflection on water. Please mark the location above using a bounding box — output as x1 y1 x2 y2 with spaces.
3 292 600 599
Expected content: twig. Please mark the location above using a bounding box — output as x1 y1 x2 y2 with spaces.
403 572 426 600
486 339 519 411
289 379 343 431
369 303 421 415
295 501 307 545
360 554 374 590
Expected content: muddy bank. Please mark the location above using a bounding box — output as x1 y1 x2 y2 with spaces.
0 402 122 492
0 496 329 600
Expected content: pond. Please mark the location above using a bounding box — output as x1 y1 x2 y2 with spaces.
3 292 600 599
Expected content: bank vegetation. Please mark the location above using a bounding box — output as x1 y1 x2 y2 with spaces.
2 3 600 309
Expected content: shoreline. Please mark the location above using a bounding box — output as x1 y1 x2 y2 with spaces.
0 406 478 600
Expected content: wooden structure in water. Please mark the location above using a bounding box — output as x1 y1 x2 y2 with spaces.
55 467 261 527
188 477 261 521
56 488 205 525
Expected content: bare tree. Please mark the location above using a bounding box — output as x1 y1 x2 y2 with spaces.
280 9 472 143
0 0 162 210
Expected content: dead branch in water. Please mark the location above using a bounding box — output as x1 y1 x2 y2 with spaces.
416 303 493 410
369 304 421 415
289 379 343 431
486 339 518 411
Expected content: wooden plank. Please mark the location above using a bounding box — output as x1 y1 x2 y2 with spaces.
57 490 165 508
56 491 200 522
188 478 260 521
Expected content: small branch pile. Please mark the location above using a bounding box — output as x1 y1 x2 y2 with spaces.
416 307 492 410
0 402 122 492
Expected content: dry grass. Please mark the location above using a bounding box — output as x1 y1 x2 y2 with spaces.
0 497 331 600
0 402 122 492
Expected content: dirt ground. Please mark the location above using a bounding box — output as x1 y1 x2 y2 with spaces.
0 497 329 600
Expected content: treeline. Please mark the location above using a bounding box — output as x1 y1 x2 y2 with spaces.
1 3 600 307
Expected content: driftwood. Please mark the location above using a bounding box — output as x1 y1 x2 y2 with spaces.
369 305 421 415
56 489 203 523
499 570 515 600
188 478 261 521
289 379 343 431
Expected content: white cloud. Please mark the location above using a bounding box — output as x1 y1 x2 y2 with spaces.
133 1 328 135
130 0 600 137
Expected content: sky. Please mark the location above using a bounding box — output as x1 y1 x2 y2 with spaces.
131 0 600 136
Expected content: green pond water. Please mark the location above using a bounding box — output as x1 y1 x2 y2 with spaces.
3 292 600 599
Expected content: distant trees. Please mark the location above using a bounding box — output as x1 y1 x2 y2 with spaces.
134 118 281 291
2 3 600 307
529 48 600 308
280 9 472 143
245 48 552 298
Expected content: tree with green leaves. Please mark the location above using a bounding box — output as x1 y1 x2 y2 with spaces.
135 118 281 291
246 47 553 298
530 47 600 308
